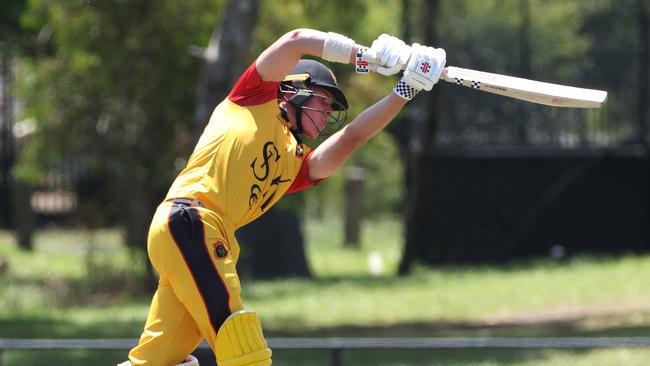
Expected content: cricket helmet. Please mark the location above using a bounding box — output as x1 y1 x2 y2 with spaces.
280 59 348 138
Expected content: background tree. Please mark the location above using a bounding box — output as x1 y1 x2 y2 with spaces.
638 0 649 144
11 0 643 277
12 0 404 281
398 0 441 274
15 0 220 284
396 0 647 266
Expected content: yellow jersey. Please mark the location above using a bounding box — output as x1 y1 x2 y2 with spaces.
165 62 319 229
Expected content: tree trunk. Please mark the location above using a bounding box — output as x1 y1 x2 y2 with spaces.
0 52 11 228
3 53 35 250
639 0 649 145
236 201 311 279
1 53 13 184
518 0 531 145
344 165 366 248
194 0 261 138
123 167 157 290
11 180 35 251
398 0 440 275
639 0 650 251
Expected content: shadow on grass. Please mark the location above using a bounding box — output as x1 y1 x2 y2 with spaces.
266 320 650 365
0 316 144 338
270 348 557 366
2 349 128 366
264 318 650 338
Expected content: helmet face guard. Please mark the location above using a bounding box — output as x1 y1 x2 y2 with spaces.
280 60 349 140
279 82 348 140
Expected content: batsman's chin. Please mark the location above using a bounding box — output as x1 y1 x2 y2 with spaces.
303 128 322 140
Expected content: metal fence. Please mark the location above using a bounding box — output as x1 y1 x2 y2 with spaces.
3 337 650 366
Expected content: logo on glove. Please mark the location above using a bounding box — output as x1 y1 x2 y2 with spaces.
418 60 433 77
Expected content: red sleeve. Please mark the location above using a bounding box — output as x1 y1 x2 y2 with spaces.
286 151 324 194
228 61 280 106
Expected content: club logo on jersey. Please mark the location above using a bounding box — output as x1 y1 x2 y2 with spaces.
296 144 304 157
250 142 280 181
248 141 292 211
214 242 228 258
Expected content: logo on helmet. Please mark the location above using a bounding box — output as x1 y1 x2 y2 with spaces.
329 69 337 84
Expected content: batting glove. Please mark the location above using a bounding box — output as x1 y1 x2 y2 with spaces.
394 43 446 100
366 34 412 76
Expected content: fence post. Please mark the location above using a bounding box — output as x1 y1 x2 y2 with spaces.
331 347 343 366
344 166 366 248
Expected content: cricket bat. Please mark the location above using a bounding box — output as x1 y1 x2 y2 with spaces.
359 48 607 108
440 66 607 108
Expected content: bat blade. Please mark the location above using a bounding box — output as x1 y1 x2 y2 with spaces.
441 66 607 108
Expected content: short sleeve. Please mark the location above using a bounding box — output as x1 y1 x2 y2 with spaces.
285 151 324 194
228 61 280 106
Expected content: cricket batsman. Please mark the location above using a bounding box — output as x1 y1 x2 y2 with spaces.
119 29 445 366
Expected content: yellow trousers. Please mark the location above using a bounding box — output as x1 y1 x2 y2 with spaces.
128 201 244 365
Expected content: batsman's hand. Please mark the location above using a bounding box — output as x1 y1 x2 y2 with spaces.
367 34 412 76
402 43 446 91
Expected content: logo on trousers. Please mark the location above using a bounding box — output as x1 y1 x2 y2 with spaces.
214 242 228 258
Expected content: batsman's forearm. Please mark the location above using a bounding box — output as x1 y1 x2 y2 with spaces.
308 93 407 180
257 29 362 82
344 93 407 146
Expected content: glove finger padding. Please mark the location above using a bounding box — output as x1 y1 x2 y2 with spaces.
375 44 411 76
402 43 446 91
369 33 412 76
378 35 396 66
376 64 402 76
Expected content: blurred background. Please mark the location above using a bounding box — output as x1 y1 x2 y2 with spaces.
0 0 649 365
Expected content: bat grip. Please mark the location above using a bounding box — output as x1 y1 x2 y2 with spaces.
359 45 449 74
360 46 378 63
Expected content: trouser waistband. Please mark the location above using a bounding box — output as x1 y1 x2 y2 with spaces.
166 198 205 207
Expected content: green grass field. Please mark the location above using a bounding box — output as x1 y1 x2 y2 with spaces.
1 217 650 365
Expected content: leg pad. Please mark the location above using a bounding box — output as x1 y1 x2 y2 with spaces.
216 310 272 366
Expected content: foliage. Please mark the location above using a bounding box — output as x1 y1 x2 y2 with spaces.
14 0 220 228
8 0 647 264
0 0 30 50
12 0 407 228
432 0 617 148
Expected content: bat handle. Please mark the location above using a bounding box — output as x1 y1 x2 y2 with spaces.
359 45 450 74
360 47 378 63
360 47 408 72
